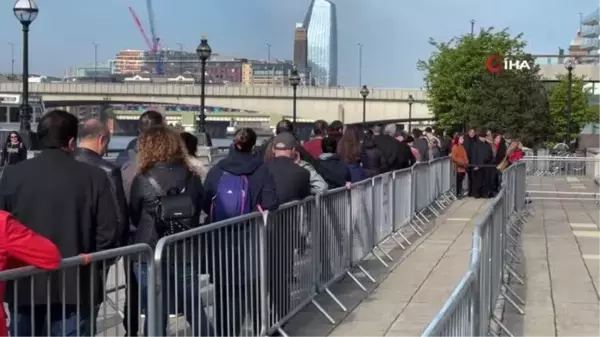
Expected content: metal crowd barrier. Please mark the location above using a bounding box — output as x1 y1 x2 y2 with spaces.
0 157 455 336
422 162 530 337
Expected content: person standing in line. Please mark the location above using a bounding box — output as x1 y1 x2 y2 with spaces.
404 136 421 163
203 128 279 336
303 120 328 159
1 131 27 166
129 125 211 336
0 110 121 336
412 128 430 162
180 132 207 179
362 130 388 176
451 135 469 198
264 132 311 326
0 211 62 337
470 132 494 199
337 125 367 182
463 127 477 196
73 119 139 336
120 111 164 202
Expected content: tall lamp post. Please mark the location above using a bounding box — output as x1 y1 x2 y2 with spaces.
14 0 38 148
8 42 15 78
289 65 301 128
360 85 369 129
92 41 99 83
407 94 414 132
564 59 575 147
176 42 183 75
196 36 211 133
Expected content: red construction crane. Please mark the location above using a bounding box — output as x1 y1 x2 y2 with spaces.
127 6 163 74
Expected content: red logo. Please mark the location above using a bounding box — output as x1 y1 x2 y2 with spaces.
485 55 503 73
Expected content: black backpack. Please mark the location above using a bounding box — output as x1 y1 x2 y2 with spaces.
144 172 196 237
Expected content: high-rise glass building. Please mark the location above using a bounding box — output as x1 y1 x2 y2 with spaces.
303 0 337 86
581 8 599 56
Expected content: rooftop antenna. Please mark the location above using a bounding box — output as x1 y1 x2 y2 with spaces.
470 19 475 36
579 12 583 32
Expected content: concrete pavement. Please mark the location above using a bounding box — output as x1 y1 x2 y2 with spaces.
503 196 600 336
287 197 489 337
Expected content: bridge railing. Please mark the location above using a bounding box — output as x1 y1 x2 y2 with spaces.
0 157 455 336
0 82 426 101
422 162 530 337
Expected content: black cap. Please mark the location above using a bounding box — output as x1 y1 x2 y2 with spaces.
272 132 297 150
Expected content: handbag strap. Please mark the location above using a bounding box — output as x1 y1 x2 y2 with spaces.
145 174 165 196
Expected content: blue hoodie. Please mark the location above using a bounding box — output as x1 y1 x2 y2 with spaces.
202 149 279 216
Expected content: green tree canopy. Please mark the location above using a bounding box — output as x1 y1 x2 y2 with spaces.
547 74 597 143
417 28 550 146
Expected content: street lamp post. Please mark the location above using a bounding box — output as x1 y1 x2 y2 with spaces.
196 36 212 133
407 94 414 132
360 85 369 128
8 42 15 78
289 65 301 128
14 0 39 148
357 43 363 88
564 59 575 147
176 42 183 75
92 41 99 83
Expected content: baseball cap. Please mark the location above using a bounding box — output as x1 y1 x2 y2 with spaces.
272 132 297 150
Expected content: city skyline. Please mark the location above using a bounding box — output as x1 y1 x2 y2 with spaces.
0 0 598 88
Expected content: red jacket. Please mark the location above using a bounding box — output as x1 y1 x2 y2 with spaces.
303 137 324 159
0 211 61 336
508 149 524 163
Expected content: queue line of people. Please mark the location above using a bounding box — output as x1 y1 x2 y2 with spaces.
0 108 524 336
451 128 524 199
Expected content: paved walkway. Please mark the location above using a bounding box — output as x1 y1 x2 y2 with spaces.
503 186 600 336
288 198 488 336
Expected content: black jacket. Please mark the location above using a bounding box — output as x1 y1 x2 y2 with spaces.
373 134 414 171
260 135 346 188
319 154 351 188
115 138 137 168
74 147 129 245
203 149 279 215
471 140 494 167
464 135 477 162
129 162 204 248
265 157 311 204
362 140 388 177
1 143 27 166
0 149 121 305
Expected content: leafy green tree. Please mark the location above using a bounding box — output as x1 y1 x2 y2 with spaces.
547 74 596 143
417 28 550 145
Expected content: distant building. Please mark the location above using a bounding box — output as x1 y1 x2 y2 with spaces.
113 50 145 74
242 61 295 86
580 8 599 57
294 23 308 68
303 0 338 86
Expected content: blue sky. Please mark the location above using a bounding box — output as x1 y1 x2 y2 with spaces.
0 0 597 88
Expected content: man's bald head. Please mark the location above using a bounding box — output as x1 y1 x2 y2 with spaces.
78 119 111 155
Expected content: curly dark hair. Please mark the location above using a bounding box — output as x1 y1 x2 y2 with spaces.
337 125 362 163
137 125 186 173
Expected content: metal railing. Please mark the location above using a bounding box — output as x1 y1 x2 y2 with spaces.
0 157 455 336
422 162 532 337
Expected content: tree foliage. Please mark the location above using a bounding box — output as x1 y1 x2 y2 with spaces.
417 28 550 146
547 74 597 142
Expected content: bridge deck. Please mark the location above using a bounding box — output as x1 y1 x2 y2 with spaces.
282 198 489 336
503 177 600 336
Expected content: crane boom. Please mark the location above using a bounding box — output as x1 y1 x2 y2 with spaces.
146 0 163 75
128 6 153 51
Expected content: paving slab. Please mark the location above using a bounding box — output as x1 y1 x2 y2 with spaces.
326 198 490 337
503 194 600 337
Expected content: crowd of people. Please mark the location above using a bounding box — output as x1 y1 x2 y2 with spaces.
0 109 524 336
